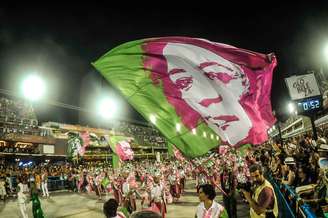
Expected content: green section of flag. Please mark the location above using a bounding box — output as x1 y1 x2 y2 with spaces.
167 142 174 157
92 40 219 157
108 135 129 153
108 135 130 168
112 153 120 169
239 144 252 157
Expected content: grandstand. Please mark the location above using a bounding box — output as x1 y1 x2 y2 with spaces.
269 114 328 140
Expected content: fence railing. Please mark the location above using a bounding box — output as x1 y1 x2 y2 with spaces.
266 173 317 218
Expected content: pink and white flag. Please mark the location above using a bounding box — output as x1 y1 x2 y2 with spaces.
116 140 134 161
143 37 277 146
94 37 277 155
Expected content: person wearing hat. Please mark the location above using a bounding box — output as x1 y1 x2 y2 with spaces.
299 163 328 217
284 143 297 156
309 152 321 184
282 157 296 187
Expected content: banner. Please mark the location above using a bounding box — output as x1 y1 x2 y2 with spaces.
93 37 276 156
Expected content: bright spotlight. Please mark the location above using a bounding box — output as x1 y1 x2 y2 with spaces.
288 102 295 114
99 98 117 119
22 75 45 101
216 136 219 140
210 134 214 139
176 123 181 132
150 114 156 124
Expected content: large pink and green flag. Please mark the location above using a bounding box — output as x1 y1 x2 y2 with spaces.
106 135 134 162
93 37 277 157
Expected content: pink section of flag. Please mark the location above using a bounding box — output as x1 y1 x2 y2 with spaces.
116 140 134 161
78 131 90 156
143 37 276 146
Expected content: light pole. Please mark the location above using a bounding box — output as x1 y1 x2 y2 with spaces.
272 110 283 146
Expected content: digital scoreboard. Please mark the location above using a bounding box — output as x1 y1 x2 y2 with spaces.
296 96 322 114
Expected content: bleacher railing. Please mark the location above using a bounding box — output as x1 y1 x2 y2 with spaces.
266 173 317 218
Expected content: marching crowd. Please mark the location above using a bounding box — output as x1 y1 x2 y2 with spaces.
0 132 328 217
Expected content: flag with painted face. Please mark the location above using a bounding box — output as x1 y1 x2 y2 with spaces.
108 135 134 161
93 37 276 157
116 140 134 161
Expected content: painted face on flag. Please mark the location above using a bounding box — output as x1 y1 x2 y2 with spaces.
163 43 252 145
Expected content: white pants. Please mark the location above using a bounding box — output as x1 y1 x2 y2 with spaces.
41 182 49 197
19 203 28 218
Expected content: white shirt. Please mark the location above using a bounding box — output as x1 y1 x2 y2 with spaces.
17 191 27 204
195 201 224 218
151 184 163 202
198 174 207 185
180 170 185 178
0 181 5 189
18 183 24 192
122 182 130 197
168 175 176 184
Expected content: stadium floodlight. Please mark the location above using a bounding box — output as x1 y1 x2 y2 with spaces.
203 131 207 138
211 134 214 139
288 102 295 114
150 114 156 124
98 97 117 119
216 136 219 140
22 74 45 101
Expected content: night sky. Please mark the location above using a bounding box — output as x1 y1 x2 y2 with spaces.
1 3 328 127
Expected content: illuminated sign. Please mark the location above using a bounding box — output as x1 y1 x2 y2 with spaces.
296 96 322 114
285 73 321 100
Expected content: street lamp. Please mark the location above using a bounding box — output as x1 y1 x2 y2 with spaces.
22 75 45 101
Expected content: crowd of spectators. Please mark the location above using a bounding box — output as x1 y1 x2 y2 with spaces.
251 133 328 217
0 97 39 137
115 121 166 147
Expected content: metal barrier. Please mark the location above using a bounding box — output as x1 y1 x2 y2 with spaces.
266 174 296 218
47 176 68 191
10 176 68 192
266 173 317 218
